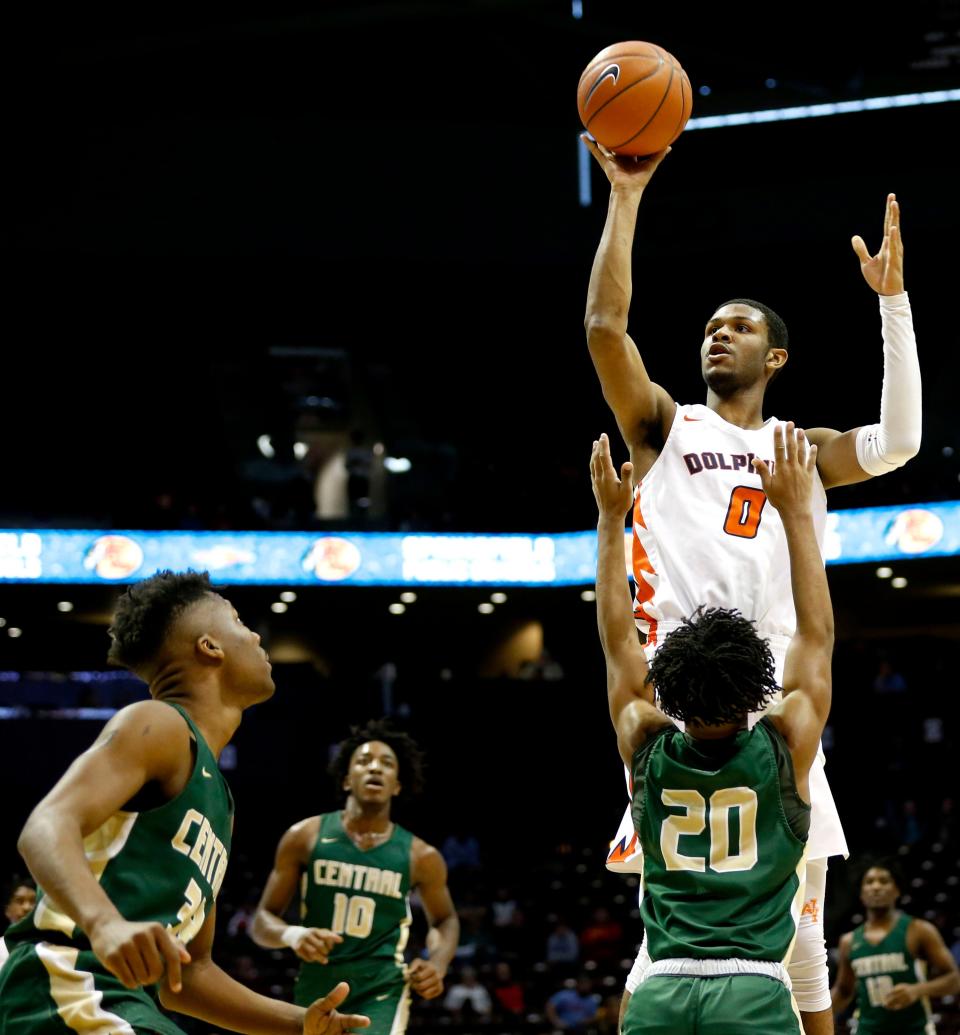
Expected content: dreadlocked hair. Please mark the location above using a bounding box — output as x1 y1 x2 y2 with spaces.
107 570 214 671
329 718 426 799
646 606 779 726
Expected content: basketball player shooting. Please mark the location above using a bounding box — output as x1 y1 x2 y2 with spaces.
581 138 921 1035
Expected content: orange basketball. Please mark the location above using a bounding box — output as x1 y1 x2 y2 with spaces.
577 41 692 156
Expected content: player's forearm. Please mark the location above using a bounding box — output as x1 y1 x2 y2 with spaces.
856 293 922 475
781 511 833 647
426 914 460 975
18 807 125 936
916 968 960 999
585 190 642 340
596 515 648 702
248 908 292 949
161 959 304 1034
829 985 854 1013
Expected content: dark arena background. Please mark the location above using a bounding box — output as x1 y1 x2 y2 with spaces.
3 2 959 1033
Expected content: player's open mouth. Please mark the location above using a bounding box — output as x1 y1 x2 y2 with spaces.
708 343 731 356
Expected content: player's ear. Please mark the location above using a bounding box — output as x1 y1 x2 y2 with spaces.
196 635 224 664
393 780 402 799
766 347 787 373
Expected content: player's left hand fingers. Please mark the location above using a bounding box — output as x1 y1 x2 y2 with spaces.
620 460 633 490
851 234 871 264
597 433 615 481
336 1014 371 1032
415 980 443 999
590 439 601 477
794 426 808 466
783 421 797 462
805 441 818 472
310 981 350 1013
751 457 771 489
603 434 623 483
890 196 902 247
884 985 913 1010
305 1012 371 1035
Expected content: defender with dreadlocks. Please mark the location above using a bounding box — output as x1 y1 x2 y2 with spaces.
251 720 459 1035
591 424 833 1035
0 570 368 1035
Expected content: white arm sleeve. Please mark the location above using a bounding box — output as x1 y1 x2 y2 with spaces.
855 291 922 477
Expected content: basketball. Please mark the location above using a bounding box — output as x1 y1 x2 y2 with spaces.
577 41 692 156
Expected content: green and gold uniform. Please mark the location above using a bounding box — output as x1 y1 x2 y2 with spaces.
850 912 934 1034
294 811 412 1033
0 704 233 1035
623 717 810 1035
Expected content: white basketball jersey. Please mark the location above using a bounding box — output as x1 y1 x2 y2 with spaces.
609 401 847 867
632 402 828 656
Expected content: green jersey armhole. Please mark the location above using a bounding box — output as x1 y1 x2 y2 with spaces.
758 716 810 844
631 723 677 825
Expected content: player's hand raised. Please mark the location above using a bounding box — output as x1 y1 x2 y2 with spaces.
752 422 817 519
304 981 370 1034
852 193 904 296
88 915 191 993
408 958 445 1000
580 134 670 193
591 433 634 520
293 927 343 964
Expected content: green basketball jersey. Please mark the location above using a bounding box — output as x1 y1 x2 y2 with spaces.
632 716 810 962
5 702 234 953
850 912 932 1033
299 812 412 965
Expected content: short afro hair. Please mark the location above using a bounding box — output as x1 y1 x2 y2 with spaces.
856 856 906 893
717 297 789 352
107 570 214 671
647 607 780 726
329 718 426 799
4 874 36 907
